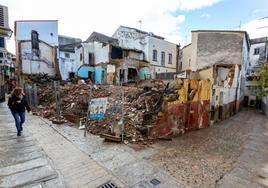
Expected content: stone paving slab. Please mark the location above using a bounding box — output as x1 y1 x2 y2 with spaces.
0 103 64 188
45 119 183 187
26 114 126 187
0 158 48 176
0 151 45 168
0 165 57 188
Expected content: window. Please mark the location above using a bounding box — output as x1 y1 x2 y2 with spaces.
31 30 39 50
161 51 165 66
254 48 260 55
65 52 70 58
0 52 3 58
179 61 182 71
80 53 83 61
0 37 4 48
69 72 75 79
153 49 157 61
189 59 191 67
168 53 172 64
0 7 4 27
123 51 128 58
88 53 94 65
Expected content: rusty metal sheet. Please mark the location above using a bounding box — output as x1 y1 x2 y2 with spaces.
149 100 210 139
149 103 187 138
186 100 210 131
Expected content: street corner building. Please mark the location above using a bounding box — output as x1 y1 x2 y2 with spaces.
0 4 13 102
181 30 250 124
113 26 180 79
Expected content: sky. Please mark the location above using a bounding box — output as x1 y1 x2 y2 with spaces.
1 0 268 54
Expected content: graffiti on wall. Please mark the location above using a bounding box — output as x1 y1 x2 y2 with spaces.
21 48 54 68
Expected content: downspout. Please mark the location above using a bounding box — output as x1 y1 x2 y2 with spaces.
234 65 241 113
17 41 23 86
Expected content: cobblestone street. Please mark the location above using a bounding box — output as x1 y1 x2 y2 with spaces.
1 101 268 188
150 110 268 188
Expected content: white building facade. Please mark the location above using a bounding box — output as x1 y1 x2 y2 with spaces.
113 26 179 77
58 35 82 80
15 20 58 77
245 37 268 107
0 4 12 102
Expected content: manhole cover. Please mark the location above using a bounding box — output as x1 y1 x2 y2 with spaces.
97 181 118 188
150 178 161 186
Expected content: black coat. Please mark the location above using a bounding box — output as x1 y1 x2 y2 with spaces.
8 95 31 112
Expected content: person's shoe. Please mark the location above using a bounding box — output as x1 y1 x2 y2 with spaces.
17 131 21 136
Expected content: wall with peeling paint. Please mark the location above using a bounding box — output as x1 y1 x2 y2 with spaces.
113 26 178 76
82 42 110 65
59 51 82 80
186 31 248 72
20 41 56 76
196 32 244 69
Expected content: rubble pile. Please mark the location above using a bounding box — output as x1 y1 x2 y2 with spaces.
37 80 180 143
38 83 90 122
88 80 179 143
25 73 55 86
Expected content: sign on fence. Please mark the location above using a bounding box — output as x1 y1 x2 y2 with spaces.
89 97 108 119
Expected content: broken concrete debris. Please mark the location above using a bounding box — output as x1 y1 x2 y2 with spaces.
34 77 211 144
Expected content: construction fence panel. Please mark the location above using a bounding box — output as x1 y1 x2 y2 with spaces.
0 85 5 102
24 84 38 109
87 85 125 142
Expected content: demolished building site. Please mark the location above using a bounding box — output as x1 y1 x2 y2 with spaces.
24 72 211 145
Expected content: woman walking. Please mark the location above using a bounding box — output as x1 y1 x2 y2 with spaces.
8 87 31 136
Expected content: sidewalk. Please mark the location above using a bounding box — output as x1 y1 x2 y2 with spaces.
25 113 126 187
216 111 268 188
26 113 183 188
0 103 64 188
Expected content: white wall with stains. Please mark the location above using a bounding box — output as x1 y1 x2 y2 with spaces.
59 51 82 80
81 42 110 65
20 41 56 76
113 26 178 75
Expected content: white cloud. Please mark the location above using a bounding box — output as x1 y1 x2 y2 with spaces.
177 15 186 24
201 13 211 18
251 9 268 19
1 0 221 53
241 17 268 39
177 0 221 11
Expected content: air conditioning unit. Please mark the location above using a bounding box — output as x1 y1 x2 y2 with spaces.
0 5 9 29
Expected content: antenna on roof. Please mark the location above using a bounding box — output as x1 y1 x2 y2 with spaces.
138 20 142 30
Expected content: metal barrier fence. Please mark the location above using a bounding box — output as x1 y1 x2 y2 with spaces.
85 85 125 142
24 84 38 109
0 85 5 102
23 81 126 141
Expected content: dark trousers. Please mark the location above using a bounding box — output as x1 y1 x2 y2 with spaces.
11 111 25 132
